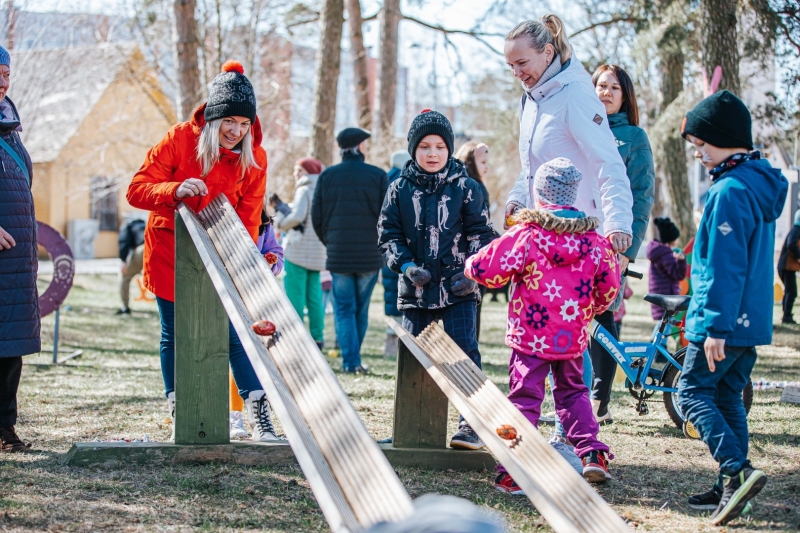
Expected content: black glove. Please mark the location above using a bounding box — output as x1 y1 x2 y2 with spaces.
405 266 431 286
451 272 477 297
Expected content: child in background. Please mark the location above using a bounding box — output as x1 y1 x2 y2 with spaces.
679 90 788 525
229 206 284 440
378 109 496 451
646 217 687 321
465 157 620 492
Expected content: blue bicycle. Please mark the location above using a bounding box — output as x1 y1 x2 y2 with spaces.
591 291 753 436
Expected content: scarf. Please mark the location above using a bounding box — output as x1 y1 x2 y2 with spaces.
526 54 564 97
402 158 465 194
709 150 761 181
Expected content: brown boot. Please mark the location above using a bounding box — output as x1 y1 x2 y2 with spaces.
0 426 31 452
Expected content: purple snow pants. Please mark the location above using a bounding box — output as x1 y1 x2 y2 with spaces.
498 349 608 474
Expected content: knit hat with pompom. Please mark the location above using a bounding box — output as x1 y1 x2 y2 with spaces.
407 109 454 159
534 157 582 206
205 60 257 123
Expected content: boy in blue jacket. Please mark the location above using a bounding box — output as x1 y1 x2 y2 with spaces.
679 90 788 525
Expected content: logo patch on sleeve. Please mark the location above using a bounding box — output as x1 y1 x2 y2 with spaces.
717 222 733 236
593 114 604 125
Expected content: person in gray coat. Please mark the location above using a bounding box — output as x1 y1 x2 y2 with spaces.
272 157 328 348
0 47 38 452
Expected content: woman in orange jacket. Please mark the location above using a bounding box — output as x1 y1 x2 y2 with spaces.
126 60 279 442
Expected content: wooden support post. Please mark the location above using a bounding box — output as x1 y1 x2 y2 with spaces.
174 214 230 445
392 341 448 448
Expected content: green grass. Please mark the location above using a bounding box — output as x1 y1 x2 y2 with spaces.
1 271 798 531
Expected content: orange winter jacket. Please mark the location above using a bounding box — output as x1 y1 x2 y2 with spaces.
126 104 267 302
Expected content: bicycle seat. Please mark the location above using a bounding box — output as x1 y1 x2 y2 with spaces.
643 294 691 315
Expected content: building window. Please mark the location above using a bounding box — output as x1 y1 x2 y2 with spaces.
90 176 118 231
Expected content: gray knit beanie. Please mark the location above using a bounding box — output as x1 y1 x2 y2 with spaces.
407 109 454 158
534 158 582 206
205 60 257 123
0 46 9 67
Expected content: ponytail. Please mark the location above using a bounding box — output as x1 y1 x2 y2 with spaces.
506 14 572 64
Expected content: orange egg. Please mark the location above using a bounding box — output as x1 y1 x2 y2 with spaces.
496 424 517 440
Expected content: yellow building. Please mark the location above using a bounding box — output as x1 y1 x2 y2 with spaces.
12 43 175 258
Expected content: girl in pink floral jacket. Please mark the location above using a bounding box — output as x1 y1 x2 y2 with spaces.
465 158 620 490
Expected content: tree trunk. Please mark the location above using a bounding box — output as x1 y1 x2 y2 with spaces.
701 0 740 95
346 0 371 130
173 0 202 121
371 0 400 165
309 0 345 166
659 24 696 245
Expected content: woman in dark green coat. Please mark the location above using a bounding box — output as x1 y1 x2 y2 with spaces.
588 64 655 421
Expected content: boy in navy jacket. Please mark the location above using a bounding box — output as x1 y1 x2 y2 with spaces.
679 91 788 525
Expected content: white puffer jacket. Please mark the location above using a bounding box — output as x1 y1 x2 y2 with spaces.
275 174 327 271
506 56 633 237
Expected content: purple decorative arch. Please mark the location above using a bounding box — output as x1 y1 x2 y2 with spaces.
37 222 75 317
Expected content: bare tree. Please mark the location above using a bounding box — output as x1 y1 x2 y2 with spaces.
309 0 345 165
173 0 202 120
658 20 695 243
346 0 371 130
371 0 400 164
701 0 740 94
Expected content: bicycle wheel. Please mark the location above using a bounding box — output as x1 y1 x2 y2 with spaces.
662 348 754 431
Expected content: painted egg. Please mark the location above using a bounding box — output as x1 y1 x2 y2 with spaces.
265 252 278 265
496 425 518 440
252 320 276 336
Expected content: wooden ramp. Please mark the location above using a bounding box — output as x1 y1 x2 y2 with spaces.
182 195 413 532
389 320 629 533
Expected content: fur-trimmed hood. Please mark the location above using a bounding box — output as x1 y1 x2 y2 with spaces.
512 207 601 267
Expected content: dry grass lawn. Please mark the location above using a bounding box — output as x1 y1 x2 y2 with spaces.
1 270 798 532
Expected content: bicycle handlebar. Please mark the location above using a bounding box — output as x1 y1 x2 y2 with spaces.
623 268 643 280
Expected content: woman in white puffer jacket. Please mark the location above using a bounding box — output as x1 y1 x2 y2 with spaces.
504 15 634 254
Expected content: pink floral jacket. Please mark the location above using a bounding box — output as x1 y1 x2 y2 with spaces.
465 208 620 360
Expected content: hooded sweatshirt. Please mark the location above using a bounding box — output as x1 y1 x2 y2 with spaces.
685 158 788 346
506 56 634 237
464 207 619 360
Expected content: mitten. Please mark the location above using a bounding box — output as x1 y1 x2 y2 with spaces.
451 272 477 296
404 265 431 286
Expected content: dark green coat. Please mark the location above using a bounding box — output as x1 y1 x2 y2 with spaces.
608 112 655 260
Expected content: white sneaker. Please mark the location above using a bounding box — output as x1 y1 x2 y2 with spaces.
229 410 248 439
591 399 613 425
167 391 175 442
245 390 281 442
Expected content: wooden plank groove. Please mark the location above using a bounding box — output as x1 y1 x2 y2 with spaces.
179 205 361 533
186 196 413 529
198 201 406 523
390 319 628 533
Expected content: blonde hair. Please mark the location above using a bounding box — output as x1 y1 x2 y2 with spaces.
506 14 572 64
196 118 260 178
454 141 489 183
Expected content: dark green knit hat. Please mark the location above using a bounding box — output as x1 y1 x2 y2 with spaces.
681 90 752 150
407 109 454 158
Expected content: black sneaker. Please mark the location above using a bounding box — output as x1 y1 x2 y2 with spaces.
449 423 485 450
711 466 767 525
115 307 131 315
688 486 721 510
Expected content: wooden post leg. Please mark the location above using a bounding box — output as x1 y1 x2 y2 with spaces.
174 214 230 445
391 341 448 448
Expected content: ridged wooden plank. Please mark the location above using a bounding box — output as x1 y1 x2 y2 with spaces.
180 196 413 532
389 319 628 533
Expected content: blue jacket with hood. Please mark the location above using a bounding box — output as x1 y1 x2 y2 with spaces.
685 158 788 346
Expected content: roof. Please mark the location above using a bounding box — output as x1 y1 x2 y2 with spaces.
10 43 138 163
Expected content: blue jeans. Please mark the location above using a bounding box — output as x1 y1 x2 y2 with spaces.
331 271 379 370
401 301 481 368
156 297 261 399
553 350 593 437
678 341 757 476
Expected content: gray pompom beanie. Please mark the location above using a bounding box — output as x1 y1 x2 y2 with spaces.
534 157 582 206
